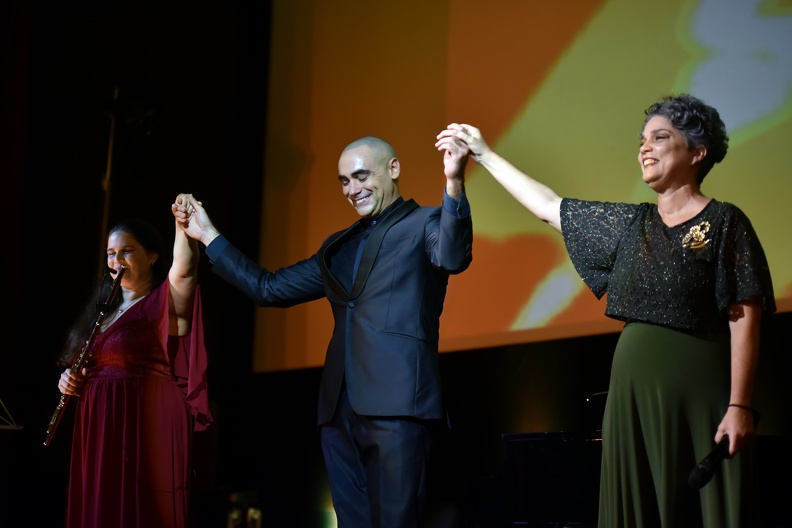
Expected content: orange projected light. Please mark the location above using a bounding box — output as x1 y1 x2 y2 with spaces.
255 0 792 372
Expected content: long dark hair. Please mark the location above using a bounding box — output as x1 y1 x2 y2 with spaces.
58 219 168 367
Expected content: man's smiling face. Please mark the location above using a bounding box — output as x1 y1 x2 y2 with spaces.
338 144 400 219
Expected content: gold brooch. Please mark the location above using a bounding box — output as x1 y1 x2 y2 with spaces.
682 221 711 250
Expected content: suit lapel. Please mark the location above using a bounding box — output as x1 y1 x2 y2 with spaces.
320 199 419 301
350 199 419 297
320 224 360 300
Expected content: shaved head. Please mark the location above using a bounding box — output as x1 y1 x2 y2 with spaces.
343 136 397 162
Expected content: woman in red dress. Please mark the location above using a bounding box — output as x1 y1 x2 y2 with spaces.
57 194 212 528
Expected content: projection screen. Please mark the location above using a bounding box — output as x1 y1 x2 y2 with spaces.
254 0 792 372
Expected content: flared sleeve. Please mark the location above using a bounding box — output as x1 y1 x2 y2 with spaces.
714 204 776 314
182 285 212 430
157 282 213 432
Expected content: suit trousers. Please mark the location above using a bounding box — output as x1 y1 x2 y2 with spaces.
321 388 432 528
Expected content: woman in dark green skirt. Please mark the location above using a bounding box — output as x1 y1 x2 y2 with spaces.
438 94 775 527
601 323 759 526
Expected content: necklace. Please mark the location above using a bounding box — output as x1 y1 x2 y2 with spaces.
102 296 144 330
117 295 146 315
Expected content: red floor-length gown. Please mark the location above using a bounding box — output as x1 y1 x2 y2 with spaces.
65 280 212 528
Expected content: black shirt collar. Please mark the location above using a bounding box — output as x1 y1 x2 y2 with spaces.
361 196 404 229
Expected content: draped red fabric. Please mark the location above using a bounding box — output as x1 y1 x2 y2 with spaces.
66 280 212 528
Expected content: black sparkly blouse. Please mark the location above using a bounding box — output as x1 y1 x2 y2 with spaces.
560 198 776 335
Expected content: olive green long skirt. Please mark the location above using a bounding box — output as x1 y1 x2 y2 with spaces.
597 322 760 528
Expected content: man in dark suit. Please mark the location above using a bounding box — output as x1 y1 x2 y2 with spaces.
174 134 472 527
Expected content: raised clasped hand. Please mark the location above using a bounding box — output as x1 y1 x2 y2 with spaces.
435 130 471 181
436 123 490 163
172 193 194 228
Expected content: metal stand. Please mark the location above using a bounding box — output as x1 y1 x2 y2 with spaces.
0 397 21 431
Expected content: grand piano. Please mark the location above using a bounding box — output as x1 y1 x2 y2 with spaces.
467 393 606 528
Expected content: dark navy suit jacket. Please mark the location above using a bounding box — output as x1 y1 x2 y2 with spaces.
205 195 473 425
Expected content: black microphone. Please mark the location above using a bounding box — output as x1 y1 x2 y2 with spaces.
688 435 729 489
